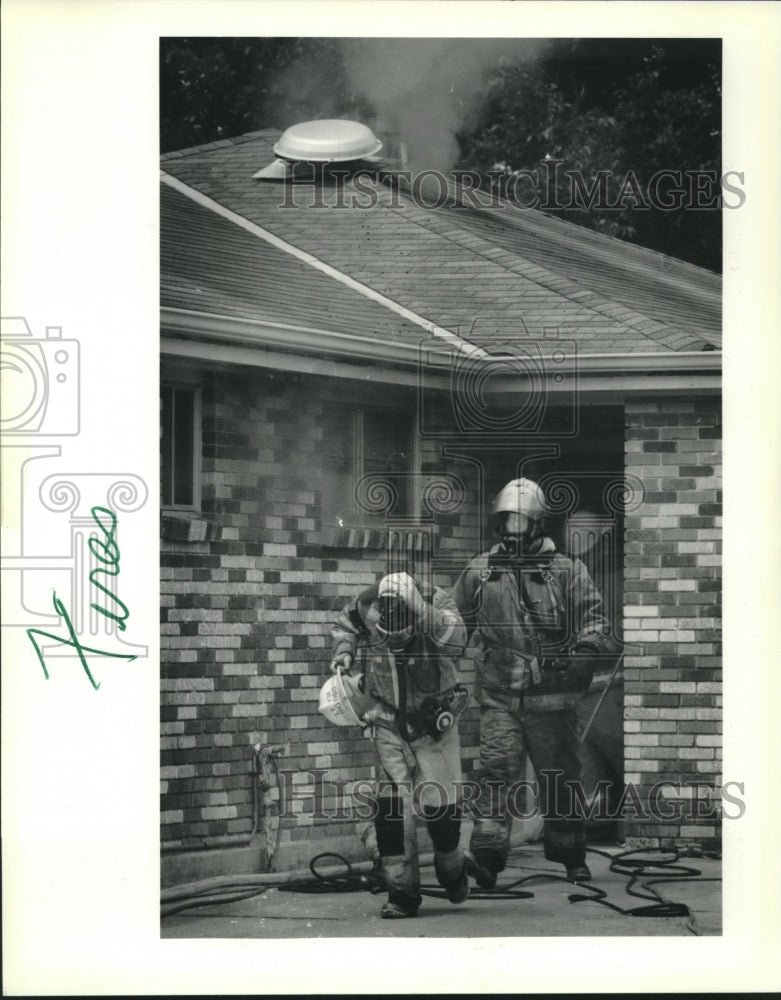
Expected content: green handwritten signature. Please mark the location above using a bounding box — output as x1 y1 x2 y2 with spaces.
26 505 137 689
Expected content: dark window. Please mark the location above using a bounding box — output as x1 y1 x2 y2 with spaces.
362 408 414 518
161 384 200 509
322 406 415 530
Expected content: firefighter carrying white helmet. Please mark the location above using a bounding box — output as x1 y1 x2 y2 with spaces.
318 666 382 729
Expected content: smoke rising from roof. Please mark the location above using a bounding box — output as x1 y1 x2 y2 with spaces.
340 38 549 174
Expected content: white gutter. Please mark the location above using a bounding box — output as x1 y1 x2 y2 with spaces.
161 335 436 389
161 335 720 396
161 306 429 369
161 171 487 360
161 306 722 376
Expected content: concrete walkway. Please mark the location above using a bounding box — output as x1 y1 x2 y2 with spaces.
161 843 721 939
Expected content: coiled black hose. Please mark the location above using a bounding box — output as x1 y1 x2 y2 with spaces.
276 852 386 896
567 847 722 923
163 846 720 930
277 845 720 928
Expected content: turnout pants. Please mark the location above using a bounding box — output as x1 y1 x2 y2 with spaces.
470 702 586 871
371 720 465 909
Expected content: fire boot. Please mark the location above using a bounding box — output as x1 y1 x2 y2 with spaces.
375 793 421 918
380 856 421 919
465 849 500 890
434 847 469 904
565 863 592 883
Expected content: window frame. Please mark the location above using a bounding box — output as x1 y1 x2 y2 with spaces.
161 377 202 513
356 406 420 515
322 403 420 539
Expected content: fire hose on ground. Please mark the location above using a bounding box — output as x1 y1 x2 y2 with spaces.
161 846 721 934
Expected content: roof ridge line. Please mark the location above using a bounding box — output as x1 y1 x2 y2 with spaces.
477 190 721 283
160 171 485 359
379 182 711 350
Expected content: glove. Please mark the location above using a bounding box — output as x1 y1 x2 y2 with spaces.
378 572 426 616
564 643 599 692
329 651 354 675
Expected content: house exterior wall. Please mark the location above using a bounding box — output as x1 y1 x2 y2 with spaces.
161 366 721 873
160 367 487 863
623 396 722 851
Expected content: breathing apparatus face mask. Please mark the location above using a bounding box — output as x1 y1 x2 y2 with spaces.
498 511 543 559
376 594 415 651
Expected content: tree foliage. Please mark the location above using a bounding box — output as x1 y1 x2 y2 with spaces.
456 40 722 271
160 38 372 154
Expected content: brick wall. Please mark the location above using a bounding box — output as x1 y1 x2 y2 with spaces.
623 396 722 850
160 369 485 859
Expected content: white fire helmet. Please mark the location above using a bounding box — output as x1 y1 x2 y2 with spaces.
318 667 378 728
492 477 547 521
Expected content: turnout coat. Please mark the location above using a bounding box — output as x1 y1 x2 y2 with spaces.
452 539 613 711
331 580 466 725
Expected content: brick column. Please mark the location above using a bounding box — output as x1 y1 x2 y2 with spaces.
623 397 722 851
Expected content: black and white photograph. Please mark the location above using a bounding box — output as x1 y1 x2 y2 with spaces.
3 1 781 995
159 33 726 938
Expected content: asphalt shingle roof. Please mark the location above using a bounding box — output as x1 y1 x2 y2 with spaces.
161 184 429 346
161 130 722 356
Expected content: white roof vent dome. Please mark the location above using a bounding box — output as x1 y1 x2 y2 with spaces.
273 119 383 163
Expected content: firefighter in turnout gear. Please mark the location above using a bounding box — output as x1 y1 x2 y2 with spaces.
452 478 614 886
330 572 470 919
